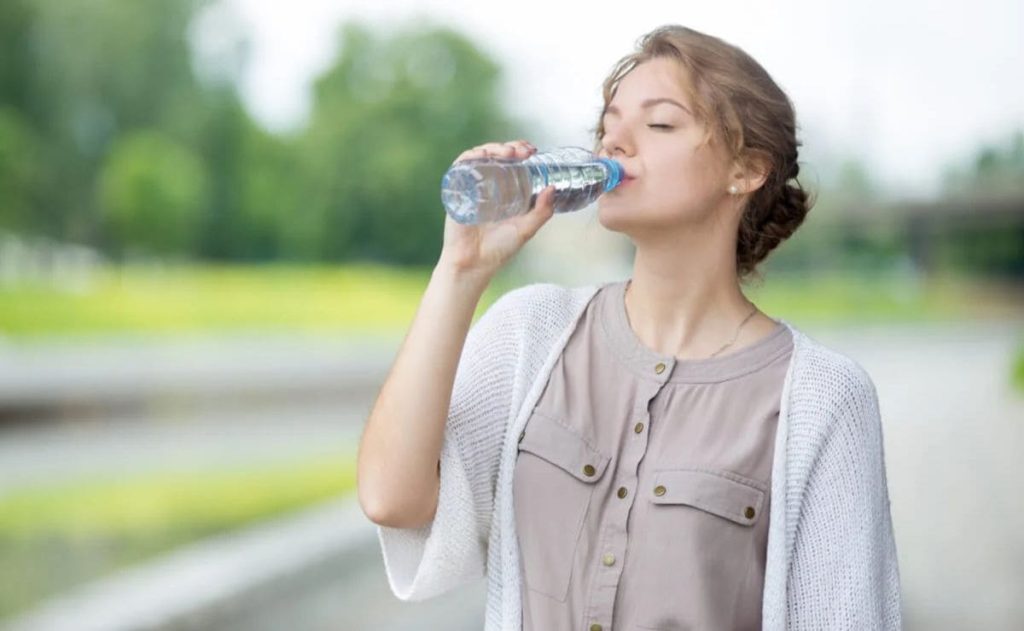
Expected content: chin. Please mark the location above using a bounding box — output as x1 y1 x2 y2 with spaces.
599 201 700 242
597 197 663 233
596 200 633 233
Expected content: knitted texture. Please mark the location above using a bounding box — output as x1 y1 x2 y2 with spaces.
376 282 902 630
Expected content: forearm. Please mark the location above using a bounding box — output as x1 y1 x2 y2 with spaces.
357 262 491 528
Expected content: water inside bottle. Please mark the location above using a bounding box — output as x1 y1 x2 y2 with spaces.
441 158 536 224
548 163 607 213
442 157 613 224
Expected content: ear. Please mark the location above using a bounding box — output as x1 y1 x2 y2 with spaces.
730 153 771 195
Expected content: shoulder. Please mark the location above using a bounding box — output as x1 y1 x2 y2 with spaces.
463 281 602 362
784 322 879 407
481 281 602 331
782 325 890 490
492 281 600 314
782 322 882 452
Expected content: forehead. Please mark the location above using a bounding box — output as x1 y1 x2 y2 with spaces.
608 57 692 108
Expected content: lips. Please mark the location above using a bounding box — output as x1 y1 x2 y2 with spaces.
614 165 637 187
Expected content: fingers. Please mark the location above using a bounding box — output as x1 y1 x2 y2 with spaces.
511 184 556 240
455 140 537 164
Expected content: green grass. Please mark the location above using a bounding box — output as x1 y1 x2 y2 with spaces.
0 264 1003 340
0 262 523 339
744 269 982 325
1012 343 1024 394
0 451 357 620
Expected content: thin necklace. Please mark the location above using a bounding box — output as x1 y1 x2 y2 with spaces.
708 303 760 359
625 281 761 360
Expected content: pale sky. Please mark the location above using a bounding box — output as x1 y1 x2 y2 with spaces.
205 0 1023 199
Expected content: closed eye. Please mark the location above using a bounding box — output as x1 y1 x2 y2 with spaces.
596 124 674 139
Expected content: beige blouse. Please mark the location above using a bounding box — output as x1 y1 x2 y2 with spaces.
512 278 794 631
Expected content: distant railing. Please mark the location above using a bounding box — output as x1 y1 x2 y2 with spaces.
0 231 105 291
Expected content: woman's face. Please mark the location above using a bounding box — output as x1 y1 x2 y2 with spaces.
596 57 737 237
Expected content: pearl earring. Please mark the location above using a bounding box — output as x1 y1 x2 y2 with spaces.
728 185 740 195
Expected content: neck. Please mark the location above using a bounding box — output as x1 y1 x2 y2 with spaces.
623 243 766 360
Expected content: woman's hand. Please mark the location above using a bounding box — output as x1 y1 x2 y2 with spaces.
437 139 556 282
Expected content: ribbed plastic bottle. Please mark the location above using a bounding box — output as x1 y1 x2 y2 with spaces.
440 146 625 225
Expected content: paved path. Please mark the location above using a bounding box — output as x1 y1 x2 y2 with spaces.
4 497 486 631
0 398 373 497
0 332 401 412
213 541 487 631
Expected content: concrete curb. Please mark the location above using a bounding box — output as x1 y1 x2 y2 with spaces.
3 496 377 631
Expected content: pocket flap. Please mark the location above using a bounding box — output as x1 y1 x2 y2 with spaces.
650 469 766 526
517 411 610 483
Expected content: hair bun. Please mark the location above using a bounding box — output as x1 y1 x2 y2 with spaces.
738 179 814 281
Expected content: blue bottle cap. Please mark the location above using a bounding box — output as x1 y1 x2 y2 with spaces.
598 158 625 192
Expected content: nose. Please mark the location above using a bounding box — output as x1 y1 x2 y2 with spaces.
599 124 633 159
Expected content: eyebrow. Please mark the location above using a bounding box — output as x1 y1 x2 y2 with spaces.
604 98 692 117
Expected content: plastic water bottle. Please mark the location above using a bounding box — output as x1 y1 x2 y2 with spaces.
440 146 625 225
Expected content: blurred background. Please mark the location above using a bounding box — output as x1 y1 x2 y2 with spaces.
0 0 1021 629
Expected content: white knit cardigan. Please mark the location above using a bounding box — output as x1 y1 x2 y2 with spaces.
377 281 903 630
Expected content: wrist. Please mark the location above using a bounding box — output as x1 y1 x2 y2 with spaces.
432 257 492 293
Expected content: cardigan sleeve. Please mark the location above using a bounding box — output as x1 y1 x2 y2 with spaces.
786 361 903 629
376 288 522 602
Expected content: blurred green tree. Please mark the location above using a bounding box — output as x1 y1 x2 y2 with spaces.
0 3 534 265
294 20 524 264
942 130 1024 197
0 0 215 250
98 130 208 256
0 107 42 233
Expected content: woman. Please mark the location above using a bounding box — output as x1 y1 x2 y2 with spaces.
357 25 902 631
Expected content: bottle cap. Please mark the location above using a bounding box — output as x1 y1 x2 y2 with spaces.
598 158 625 192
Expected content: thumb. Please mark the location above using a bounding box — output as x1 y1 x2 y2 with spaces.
513 185 556 240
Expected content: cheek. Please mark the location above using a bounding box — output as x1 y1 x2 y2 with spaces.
666 145 716 178
650 156 717 203
683 144 732 187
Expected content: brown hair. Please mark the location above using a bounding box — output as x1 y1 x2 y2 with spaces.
589 25 814 283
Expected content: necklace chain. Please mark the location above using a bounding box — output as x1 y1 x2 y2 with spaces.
624 281 760 360
707 303 759 359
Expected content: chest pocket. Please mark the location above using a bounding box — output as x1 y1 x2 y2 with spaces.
649 468 766 526
513 409 610 602
632 468 769 630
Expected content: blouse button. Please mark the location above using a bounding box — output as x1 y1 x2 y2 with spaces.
617 486 628 499
745 506 756 519
583 464 596 477
654 485 667 497
590 624 603 631
654 362 666 374
602 553 616 566
634 422 644 434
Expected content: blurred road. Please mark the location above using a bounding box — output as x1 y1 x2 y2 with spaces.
0 397 370 497
0 332 401 419
2 318 1022 629
0 332 401 496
